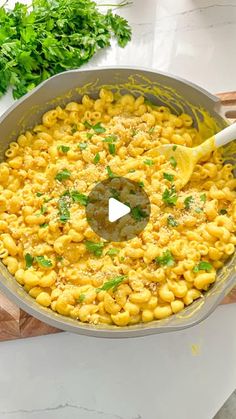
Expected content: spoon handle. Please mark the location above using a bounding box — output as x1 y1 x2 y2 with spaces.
215 122 236 148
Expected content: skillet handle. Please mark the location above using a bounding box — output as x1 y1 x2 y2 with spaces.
216 91 236 122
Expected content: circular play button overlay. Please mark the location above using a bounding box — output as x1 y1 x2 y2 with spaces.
86 177 151 242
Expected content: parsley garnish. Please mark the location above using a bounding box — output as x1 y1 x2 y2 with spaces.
39 223 49 228
106 166 116 178
0 1 132 99
155 250 175 267
184 195 193 210
108 143 116 155
97 275 125 292
36 192 43 197
163 173 174 182
71 125 77 134
172 145 177 151
86 133 93 140
169 156 177 168
40 205 47 214
85 241 104 257
193 261 213 273
195 207 203 214
58 196 70 223
131 205 148 221
84 121 106 134
200 194 206 203
162 186 177 206
25 253 34 269
57 145 70 153
138 181 144 188
71 191 88 206
106 248 120 257
78 143 88 150
144 159 154 166
93 153 100 164
78 294 86 303
103 135 117 143
55 169 71 182
220 209 227 215
35 256 53 268
110 188 120 200
148 127 155 133
167 215 178 227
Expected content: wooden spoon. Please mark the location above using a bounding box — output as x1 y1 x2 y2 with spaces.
145 123 236 188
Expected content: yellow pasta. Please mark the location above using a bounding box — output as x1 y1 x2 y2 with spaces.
0 89 235 326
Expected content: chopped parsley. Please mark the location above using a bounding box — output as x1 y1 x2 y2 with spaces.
220 209 227 215
184 195 193 210
86 132 93 140
78 294 86 303
78 142 88 150
25 253 34 269
106 166 116 178
172 145 177 151
39 223 49 228
131 205 148 221
195 207 203 214
58 196 70 223
200 193 206 203
193 261 213 273
138 181 144 188
144 159 154 166
40 205 47 214
169 156 177 168
71 124 77 134
155 250 175 267
36 192 43 197
167 215 178 227
55 169 71 182
97 275 125 292
71 191 89 206
85 240 104 257
106 248 120 257
108 143 116 155
57 145 70 153
162 186 177 206
163 172 174 182
110 188 120 200
148 127 155 133
93 153 100 164
84 121 106 134
35 256 53 268
103 135 117 143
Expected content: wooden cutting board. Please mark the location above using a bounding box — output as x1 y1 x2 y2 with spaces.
0 90 236 342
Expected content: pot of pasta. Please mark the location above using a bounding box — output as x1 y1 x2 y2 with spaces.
0 67 235 337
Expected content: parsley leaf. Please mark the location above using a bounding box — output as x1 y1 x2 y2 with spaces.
172 145 177 151
39 223 49 228
184 195 193 210
162 186 177 206
103 135 118 143
131 205 148 221
40 205 47 214
138 181 144 188
57 145 70 153
110 188 120 200
78 143 88 150
155 250 175 267
84 121 106 134
195 207 203 214
35 256 53 268
167 215 178 227
85 241 104 257
108 143 116 155
144 159 154 166
78 294 86 303
71 125 77 134
97 275 125 292
169 156 177 168
93 152 100 164
200 193 206 203
193 261 213 273
71 190 88 206
55 169 71 182
36 192 43 197
106 248 120 257
163 172 174 182
106 166 116 178
58 196 70 223
25 253 34 269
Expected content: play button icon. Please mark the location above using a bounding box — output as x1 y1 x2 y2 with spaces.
108 198 130 222
86 177 150 242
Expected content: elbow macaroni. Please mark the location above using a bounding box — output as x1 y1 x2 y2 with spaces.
0 89 235 326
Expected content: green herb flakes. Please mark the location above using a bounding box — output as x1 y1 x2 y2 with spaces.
144 159 154 166
220 209 227 215
131 205 147 221
97 275 125 292
57 145 70 153
85 241 104 257
155 250 175 267
169 156 177 168
162 186 177 206
25 253 34 269
55 169 71 182
193 261 213 273
184 196 193 210
167 215 178 227
106 166 116 178
200 193 206 203
78 143 88 150
71 191 89 206
163 173 174 182
93 153 100 164
35 256 53 268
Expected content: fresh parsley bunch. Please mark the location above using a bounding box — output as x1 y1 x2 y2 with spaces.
0 0 132 98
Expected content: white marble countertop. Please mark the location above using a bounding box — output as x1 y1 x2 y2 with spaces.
0 1 236 418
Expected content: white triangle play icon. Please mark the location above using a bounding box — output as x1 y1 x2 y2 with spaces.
108 198 130 223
